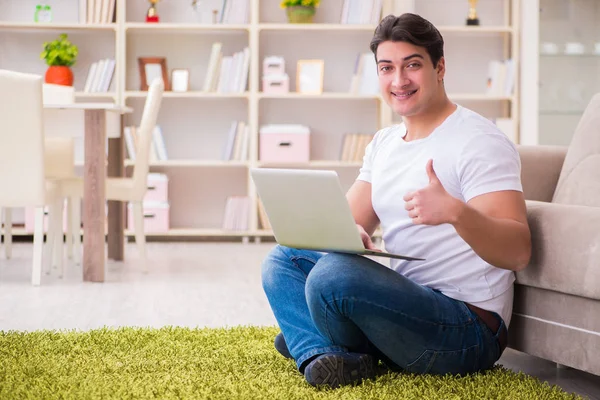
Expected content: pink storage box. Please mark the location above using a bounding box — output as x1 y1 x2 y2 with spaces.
127 202 170 233
25 203 68 233
259 124 310 163
263 56 285 76
262 74 289 94
144 173 169 203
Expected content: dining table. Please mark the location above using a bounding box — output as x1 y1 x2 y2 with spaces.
43 103 133 282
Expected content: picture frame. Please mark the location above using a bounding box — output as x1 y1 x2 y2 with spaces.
138 57 170 91
171 68 190 92
296 59 324 94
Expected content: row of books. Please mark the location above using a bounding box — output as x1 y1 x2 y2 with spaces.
341 0 383 24
257 199 271 230
124 125 169 162
340 133 373 162
194 0 249 24
349 53 378 95
204 43 251 93
222 196 250 231
83 59 115 93
222 121 250 161
486 59 516 97
80 0 116 24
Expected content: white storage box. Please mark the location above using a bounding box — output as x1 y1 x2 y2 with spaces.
263 56 285 76
259 124 310 163
262 74 289 94
127 202 170 233
144 173 169 203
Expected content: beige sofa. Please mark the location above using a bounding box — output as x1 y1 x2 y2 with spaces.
508 94 600 376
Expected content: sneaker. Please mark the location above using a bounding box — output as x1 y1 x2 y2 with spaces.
303 352 376 388
274 332 293 359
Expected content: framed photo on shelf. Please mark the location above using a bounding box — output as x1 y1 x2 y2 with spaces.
296 59 324 94
171 69 190 92
138 57 170 91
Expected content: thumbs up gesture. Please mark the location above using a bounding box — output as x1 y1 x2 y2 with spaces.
403 159 461 226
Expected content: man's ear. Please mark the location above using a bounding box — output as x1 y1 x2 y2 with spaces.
436 57 446 81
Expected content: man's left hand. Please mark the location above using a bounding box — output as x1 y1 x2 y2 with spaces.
403 159 462 225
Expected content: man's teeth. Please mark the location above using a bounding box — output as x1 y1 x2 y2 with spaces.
393 90 416 98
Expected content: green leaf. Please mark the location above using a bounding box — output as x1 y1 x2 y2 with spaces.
40 33 78 66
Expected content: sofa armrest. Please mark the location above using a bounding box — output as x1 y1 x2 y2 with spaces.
517 200 600 300
517 145 568 202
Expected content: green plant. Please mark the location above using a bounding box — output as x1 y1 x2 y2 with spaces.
40 33 78 67
280 0 320 9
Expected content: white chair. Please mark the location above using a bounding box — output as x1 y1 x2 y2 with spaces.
62 78 164 273
41 83 81 268
0 69 64 285
2 83 78 274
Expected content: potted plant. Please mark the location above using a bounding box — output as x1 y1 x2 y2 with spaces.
40 33 79 86
280 0 320 24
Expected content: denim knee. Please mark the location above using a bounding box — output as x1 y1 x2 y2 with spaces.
305 253 360 305
261 245 288 292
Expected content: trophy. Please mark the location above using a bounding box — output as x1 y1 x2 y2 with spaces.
466 0 480 26
146 0 161 23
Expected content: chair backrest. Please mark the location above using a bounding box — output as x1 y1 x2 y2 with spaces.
0 69 46 207
42 83 76 179
552 93 600 207
131 78 164 199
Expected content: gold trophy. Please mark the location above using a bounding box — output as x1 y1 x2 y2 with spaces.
466 0 480 26
146 0 161 23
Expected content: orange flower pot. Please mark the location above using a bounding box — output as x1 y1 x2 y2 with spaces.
44 66 74 86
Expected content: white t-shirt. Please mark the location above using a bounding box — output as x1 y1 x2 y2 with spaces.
357 105 522 327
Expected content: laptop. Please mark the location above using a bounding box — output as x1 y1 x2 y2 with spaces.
250 168 424 261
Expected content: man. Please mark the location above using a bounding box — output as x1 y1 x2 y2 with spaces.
261 13 531 389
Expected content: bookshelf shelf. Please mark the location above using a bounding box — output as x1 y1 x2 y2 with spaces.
0 22 117 31
125 91 250 99
258 24 514 34
436 26 514 34
1 0 521 240
124 160 250 167
124 23 250 33
258 23 377 31
125 228 259 237
75 91 116 98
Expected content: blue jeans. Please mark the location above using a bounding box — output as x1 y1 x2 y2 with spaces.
261 245 505 375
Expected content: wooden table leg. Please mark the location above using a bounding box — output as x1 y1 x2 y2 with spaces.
107 115 125 261
83 109 106 282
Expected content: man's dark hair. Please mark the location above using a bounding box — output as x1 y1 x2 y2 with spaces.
370 13 444 67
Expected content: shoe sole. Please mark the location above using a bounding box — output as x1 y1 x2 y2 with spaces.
306 354 376 388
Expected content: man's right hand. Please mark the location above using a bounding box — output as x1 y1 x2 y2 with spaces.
357 224 380 251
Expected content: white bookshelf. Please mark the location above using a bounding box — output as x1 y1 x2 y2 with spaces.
0 0 520 241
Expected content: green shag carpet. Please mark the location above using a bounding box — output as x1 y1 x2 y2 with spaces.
0 326 584 400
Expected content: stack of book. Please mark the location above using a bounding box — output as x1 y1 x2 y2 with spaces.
222 196 250 231
340 133 374 162
349 53 378 95
193 0 249 24
203 43 251 93
340 0 382 24
124 125 168 162
83 58 116 93
486 59 516 97
257 199 271 230
222 121 249 161
79 0 116 24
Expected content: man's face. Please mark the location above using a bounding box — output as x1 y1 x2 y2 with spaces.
376 41 445 117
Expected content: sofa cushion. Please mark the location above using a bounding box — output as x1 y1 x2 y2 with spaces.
516 200 600 301
552 93 600 207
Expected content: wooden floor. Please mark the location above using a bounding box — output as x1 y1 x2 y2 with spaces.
0 242 598 399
